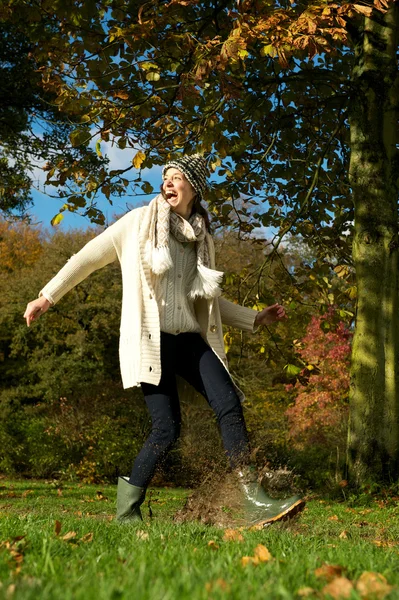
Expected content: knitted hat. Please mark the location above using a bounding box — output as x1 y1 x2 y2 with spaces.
162 154 208 201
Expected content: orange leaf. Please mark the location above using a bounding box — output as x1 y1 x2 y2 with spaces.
207 540 219 550
113 90 129 100
297 587 316 597
80 533 94 543
356 571 393 599
254 544 272 562
62 531 77 541
328 515 339 521
339 531 349 539
322 577 354 599
223 529 244 542
241 556 257 567
315 564 344 581
54 520 62 536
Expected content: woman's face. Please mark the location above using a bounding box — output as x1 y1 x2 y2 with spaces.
162 168 196 218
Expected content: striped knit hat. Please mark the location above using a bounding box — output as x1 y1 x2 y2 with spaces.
162 154 208 201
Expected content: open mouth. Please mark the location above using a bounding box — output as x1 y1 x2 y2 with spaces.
165 191 178 200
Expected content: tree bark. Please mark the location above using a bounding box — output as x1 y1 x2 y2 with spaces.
348 3 399 485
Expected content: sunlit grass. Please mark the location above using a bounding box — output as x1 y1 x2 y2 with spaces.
0 479 398 599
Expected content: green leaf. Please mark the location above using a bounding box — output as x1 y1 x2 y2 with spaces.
284 364 302 377
95 140 102 158
69 128 91 148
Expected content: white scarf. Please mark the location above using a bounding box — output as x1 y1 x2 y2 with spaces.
144 195 223 299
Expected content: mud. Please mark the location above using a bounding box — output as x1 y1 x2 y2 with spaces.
174 467 301 528
174 470 246 528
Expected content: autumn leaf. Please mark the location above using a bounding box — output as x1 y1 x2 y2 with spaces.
96 491 108 501
352 3 374 17
339 530 349 539
80 532 94 543
113 90 129 100
254 544 272 562
315 564 344 581
205 579 230 592
54 520 62 536
132 150 146 169
328 515 339 521
207 540 219 550
297 587 316 597
322 577 354 599
223 528 244 542
50 213 64 227
241 556 257 567
136 530 149 541
62 531 77 542
356 572 393 599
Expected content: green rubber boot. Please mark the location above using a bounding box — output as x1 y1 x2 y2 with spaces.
236 468 306 527
116 476 146 522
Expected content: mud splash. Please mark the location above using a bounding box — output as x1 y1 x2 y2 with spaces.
174 467 300 528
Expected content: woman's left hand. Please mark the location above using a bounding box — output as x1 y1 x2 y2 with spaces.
254 303 287 327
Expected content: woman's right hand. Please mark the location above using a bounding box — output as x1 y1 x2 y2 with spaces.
24 296 51 327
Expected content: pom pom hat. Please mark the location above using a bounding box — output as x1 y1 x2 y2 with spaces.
162 154 208 201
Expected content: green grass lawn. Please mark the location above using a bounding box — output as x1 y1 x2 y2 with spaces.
0 478 399 599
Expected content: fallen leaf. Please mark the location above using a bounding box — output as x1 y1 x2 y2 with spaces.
373 540 397 548
21 490 33 498
96 491 108 501
297 587 316 597
205 579 230 592
54 520 62 536
57 489 63 497
136 530 149 541
62 531 77 542
254 544 272 562
223 528 244 542
315 564 344 581
339 530 349 539
241 556 257 567
338 480 348 488
80 532 93 543
322 577 354 599
356 571 393 600
207 540 219 550
6 584 16 598
328 515 339 521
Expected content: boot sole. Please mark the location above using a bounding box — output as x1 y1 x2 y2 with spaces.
250 499 306 529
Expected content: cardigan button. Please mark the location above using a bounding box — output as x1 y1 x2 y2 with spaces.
149 294 153 299
210 325 217 333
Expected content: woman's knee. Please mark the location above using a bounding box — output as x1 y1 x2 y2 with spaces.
151 422 181 449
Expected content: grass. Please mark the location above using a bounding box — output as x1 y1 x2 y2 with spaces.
1 478 399 599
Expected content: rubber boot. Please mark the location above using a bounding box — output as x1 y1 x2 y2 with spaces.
116 476 146 522
236 467 306 527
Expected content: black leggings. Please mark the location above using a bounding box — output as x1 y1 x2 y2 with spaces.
129 332 250 488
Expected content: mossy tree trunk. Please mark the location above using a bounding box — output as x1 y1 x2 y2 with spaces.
348 4 399 485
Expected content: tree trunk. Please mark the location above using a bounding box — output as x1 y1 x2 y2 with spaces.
348 4 399 485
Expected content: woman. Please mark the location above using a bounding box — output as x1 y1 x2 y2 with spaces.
24 154 305 527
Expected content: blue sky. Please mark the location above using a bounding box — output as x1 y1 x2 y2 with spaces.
28 142 162 230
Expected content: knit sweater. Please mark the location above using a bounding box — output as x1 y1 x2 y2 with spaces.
155 235 201 335
40 204 258 389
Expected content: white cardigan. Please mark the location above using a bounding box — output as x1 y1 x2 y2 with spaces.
40 206 257 389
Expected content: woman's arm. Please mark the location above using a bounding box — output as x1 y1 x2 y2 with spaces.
24 220 119 327
218 297 287 332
